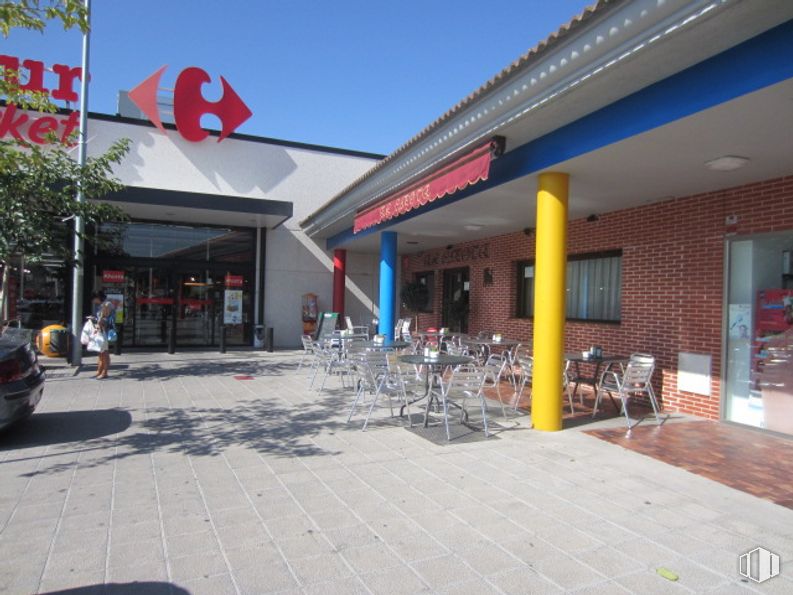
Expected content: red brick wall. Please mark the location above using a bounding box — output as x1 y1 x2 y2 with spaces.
401 175 793 419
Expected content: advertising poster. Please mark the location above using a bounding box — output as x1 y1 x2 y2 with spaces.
106 293 125 324
224 290 243 324
728 304 751 339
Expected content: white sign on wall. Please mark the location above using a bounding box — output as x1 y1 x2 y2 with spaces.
677 352 712 396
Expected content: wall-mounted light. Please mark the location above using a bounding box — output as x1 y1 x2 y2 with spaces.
705 155 750 171
586 214 599 222
483 268 494 286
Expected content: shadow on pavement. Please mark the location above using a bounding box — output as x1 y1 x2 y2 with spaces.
40 581 190 594
104 359 300 381
6 390 345 476
0 409 132 450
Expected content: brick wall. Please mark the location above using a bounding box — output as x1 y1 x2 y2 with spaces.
401 175 793 419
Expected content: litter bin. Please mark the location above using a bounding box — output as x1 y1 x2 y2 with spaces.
38 324 68 357
254 324 265 349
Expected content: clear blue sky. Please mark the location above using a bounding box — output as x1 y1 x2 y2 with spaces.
5 0 592 155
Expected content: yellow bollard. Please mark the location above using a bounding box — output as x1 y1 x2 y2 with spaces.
532 172 569 431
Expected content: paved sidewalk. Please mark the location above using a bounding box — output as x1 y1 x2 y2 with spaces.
1 351 791 594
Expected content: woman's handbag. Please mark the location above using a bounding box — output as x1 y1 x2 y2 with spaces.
107 328 118 343
80 319 95 346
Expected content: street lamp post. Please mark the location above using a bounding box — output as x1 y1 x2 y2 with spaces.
69 0 91 367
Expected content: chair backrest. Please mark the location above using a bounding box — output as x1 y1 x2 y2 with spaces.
623 353 655 386
393 318 404 337
446 364 487 395
517 353 533 377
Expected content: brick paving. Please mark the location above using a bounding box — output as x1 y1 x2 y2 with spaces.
587 421 793 510
1 350 792 594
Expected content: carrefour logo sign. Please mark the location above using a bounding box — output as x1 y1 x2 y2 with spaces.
129 65 252 142
0 54 252 144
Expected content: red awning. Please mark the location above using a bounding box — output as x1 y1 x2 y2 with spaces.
353 140 495 234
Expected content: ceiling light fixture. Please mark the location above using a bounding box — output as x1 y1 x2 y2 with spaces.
705 155 750 172
464 224 483 231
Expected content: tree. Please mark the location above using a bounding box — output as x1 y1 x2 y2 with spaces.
400 280 429 332
0 1 130 319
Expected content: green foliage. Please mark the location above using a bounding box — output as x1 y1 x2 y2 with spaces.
0 0 88 37
401 281 429 314
0 0 130 266
0 137 130 263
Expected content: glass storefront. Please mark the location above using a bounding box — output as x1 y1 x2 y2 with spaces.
2 256 67 329
91 221 255 348
724 231 793 436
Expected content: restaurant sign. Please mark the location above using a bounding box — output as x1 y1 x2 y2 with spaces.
353 141 496 233
422 243 490 267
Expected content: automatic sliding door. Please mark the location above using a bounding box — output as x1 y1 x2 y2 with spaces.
131 268 173 347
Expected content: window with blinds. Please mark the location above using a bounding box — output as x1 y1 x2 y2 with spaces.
516 250 622 322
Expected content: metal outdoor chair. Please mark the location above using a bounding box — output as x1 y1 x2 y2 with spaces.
482 353 510 418
443 364 490 439
511 356 575 416
512 352 533 411
298 334 316 372
345 316 370 339
593 353 665 430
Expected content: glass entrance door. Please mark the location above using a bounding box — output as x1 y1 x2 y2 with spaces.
177 271 220 346
724 232 793 436
442 268 470 333
131 267 174 347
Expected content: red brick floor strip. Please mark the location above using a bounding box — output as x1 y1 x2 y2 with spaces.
586 421 793 509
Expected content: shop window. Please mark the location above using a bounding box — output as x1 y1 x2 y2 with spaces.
95 222 254 263
566 251 622 322
516 262 535 318
415 271 435 313
516 250 622 322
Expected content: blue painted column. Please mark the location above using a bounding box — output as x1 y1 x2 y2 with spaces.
378 231 398 340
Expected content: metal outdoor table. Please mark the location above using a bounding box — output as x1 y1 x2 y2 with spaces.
565 352 629 410
398 354 473 427
362 339 410 350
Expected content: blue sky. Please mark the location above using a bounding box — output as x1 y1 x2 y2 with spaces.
5 0 592 155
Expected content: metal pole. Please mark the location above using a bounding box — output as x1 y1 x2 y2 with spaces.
69 0 91 367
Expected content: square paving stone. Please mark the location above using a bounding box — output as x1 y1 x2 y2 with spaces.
409 554 481 590
288 552 355 584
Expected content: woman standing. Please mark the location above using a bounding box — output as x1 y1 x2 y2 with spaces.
91 291 114 379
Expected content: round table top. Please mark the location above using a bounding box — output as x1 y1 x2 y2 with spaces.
398 354 473 366
462 337 520 347
363 340 410 349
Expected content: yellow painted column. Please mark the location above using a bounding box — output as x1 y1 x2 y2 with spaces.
532 172 569 431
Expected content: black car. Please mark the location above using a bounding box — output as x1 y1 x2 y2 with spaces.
0 335 45 431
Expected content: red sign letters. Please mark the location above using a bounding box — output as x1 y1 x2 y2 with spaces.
129 65 252 142
0 55 83 145
225 274 244 288
102 270 126 284
0 54 252 146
